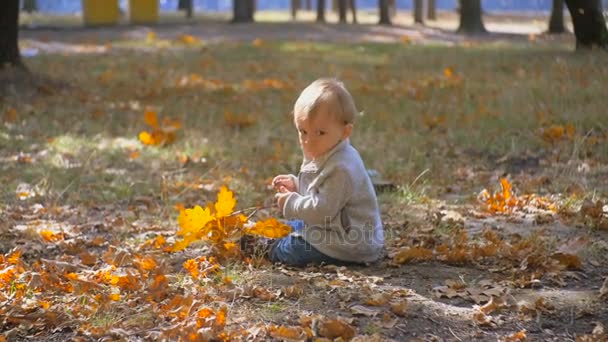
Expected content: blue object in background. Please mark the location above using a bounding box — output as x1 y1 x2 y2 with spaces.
27 0 582 14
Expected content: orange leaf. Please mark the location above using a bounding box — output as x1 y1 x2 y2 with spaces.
3 108 18 123
40 230 63 242
183 259 199 279
269 325 307 341
245 218 292 239
502 330 527 342
393 247 433 264
7 250 21 264
317 319 356 340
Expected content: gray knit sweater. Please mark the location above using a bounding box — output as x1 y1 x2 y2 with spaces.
282 139 384 263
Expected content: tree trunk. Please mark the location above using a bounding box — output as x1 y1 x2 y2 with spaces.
338 0 347 23
23 0 37 13
548 0 565 33
306 0 312 10
0 0 23 69
414 0 425 24
233 0 255 23
564 0 608 49
291 0 300 19
317 0 326 22
428 0 437 20
379 0 392 25
458 0 486 34
178 0 194 18
349 0 358 23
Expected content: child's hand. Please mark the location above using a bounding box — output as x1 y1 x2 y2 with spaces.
272 175 297 192
274 186 292 211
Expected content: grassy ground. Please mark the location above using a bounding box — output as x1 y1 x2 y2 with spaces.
1 19 607 341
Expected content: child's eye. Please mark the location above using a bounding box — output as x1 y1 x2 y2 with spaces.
317 130 326 136
299 129 307 135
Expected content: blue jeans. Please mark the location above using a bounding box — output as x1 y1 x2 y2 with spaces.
268 220 358 267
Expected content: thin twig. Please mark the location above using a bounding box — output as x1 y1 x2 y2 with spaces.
449 326 463 341
229 206 272 218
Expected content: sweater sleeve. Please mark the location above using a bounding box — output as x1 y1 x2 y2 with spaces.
283 168 352 227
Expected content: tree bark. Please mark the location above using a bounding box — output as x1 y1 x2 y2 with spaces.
306 0 312 10
349 0 357 23
414 0 425 24
564 0 608 49
0 0 23 69
338 0 347 23
379 0 392 25
233 0 255 23
291 0 300 19
458 0 486 34
549 0 565 33
317 0 326 22
178 0 194 18
23 0 37 13
428 0 437 20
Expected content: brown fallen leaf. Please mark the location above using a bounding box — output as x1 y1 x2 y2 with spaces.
501 329 527 342
390 300 408 317
479 296 507 315
317 318 356 340
380 312 397 329
364 293 390 306
269 325 307 342
392 247 433 264
473 311 494 327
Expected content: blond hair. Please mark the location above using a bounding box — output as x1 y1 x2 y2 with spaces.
293 78 357 124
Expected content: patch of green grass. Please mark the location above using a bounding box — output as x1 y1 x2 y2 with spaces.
2 40 607 212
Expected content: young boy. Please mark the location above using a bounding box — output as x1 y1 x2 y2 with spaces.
270 78 384 266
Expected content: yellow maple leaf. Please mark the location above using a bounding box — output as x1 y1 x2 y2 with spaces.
177 205 214 236
245 218 292 239
214 186 236 218
40 230 63 242
138 131 155 145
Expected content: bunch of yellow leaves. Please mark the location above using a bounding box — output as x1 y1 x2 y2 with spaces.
478 178 557 214
478 178 519 213
138 110 181 146
173 186 291 255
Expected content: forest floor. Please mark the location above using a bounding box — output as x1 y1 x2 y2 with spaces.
1 11 607 342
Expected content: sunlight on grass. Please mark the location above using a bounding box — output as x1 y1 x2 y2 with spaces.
2 41 607 209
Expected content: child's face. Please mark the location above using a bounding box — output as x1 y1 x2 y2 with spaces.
294 109 352 160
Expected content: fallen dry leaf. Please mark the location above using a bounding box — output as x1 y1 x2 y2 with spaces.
317 318 356 340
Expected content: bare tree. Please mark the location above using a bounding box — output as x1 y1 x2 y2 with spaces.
178 0 194 18
564 0 608 49
23 0 37 13
291 0 300 20
428 0 437 20
548 0 565 33
458 0 486 34
379 0 392 25
317 0 326 22
414 0 425 24
338 0 347 23
349 0 358 23
233 0 255 23
0 0 23 69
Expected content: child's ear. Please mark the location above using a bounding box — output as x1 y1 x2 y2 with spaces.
342 123 353 140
